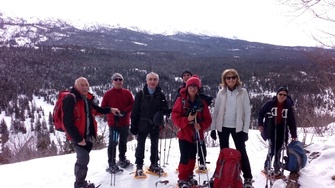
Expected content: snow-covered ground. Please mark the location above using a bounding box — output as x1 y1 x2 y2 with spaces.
0 96 335 188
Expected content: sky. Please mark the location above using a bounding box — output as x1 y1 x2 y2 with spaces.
0 0 333 47
0 96 335 188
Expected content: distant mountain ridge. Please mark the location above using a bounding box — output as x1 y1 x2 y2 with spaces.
0 11 318 62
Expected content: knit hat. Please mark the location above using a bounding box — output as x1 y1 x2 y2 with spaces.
276 86 288 95
186 75 201 88
181 69 193 77
111 73 124 80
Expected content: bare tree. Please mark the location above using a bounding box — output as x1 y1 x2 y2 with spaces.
278 0 335 47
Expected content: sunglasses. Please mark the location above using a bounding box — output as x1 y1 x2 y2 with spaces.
225 76 237 80
278 93 287 97
113 78 123 81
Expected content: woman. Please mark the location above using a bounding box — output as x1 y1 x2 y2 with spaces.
258 87 297 175
210 69 253 187
172 75 212 188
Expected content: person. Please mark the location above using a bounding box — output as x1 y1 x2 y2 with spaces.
62 77 120 188
130 72 169 177
174 69 208 172
174 69 193 102
171 75 212 188
210 69 253 187
101 73 134 172
258 86 297 175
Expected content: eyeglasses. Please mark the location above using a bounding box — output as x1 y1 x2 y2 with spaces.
278 93 287 97
113 78 123 82
225 76 237 80
188 85 198 89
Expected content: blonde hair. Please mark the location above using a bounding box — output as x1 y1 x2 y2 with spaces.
220 69 242 87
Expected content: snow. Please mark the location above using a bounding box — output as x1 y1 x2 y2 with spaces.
1 97 335 188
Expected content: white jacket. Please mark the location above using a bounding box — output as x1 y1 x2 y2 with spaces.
210 86 251 133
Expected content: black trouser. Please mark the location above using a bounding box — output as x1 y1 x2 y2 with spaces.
218 127 253 179
73 142 91 188
179 139 197 164
264 123 286 171
135 127 160 168
108 125 129 166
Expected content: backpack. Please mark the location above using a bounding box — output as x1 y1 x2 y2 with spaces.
284 140 307 172
53 91 76 132
211 148 243 188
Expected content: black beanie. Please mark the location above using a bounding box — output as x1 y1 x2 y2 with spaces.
276 87 288 95
181 69 192 77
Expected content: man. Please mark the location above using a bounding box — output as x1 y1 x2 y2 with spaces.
63 77 119 188
130 72 169 178
101 73 134 172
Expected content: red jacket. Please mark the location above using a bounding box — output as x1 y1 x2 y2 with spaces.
63 87 111 143
171 88 212 143
101 88 134 127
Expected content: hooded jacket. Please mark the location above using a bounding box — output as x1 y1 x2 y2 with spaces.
171 87 212 143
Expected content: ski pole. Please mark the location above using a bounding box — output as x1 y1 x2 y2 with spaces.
163 117 168 167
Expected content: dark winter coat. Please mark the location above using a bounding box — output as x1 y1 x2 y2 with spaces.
171 88 212 143
63 87 111 143
258 95 297 141
130 84 168 133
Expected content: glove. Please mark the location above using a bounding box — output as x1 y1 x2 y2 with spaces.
130 126 138 135
79 140 93 152
210 130 217 140
240 132 248 142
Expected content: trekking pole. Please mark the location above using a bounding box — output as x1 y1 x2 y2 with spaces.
165 117 174 165
280 109 288 175
195 129 210 184
158 125 164 177
110 116 120 186
163 117 168 167
194 117 210 185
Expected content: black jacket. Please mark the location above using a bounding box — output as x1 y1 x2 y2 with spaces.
131 84 168 133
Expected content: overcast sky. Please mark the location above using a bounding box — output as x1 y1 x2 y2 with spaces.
0 0 333 47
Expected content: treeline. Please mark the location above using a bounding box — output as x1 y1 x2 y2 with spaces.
0 46 334 164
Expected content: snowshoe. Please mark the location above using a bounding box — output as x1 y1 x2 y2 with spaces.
145 164 168 177
195 164 208 173
134 169 147 179
117 159 132 168
106 164 123 174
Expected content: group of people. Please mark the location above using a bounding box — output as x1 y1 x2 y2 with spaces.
63 68 297 188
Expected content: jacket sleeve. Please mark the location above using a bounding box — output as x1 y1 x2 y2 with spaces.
101 91 110 108
171 97 190 129
91 102 111 114
258 102 268 127
288 107 297 138
210 91 220 130
131 91 142 128
124 90 134 114
242 89 251 133
63 95 82 143
199 101 211 131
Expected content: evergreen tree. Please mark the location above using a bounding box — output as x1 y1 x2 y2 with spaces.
0 119 9 144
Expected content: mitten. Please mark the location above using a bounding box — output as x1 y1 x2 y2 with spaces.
210 130 217 140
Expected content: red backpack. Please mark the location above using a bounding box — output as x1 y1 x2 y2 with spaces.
212 148 243 188
53 91 76 132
